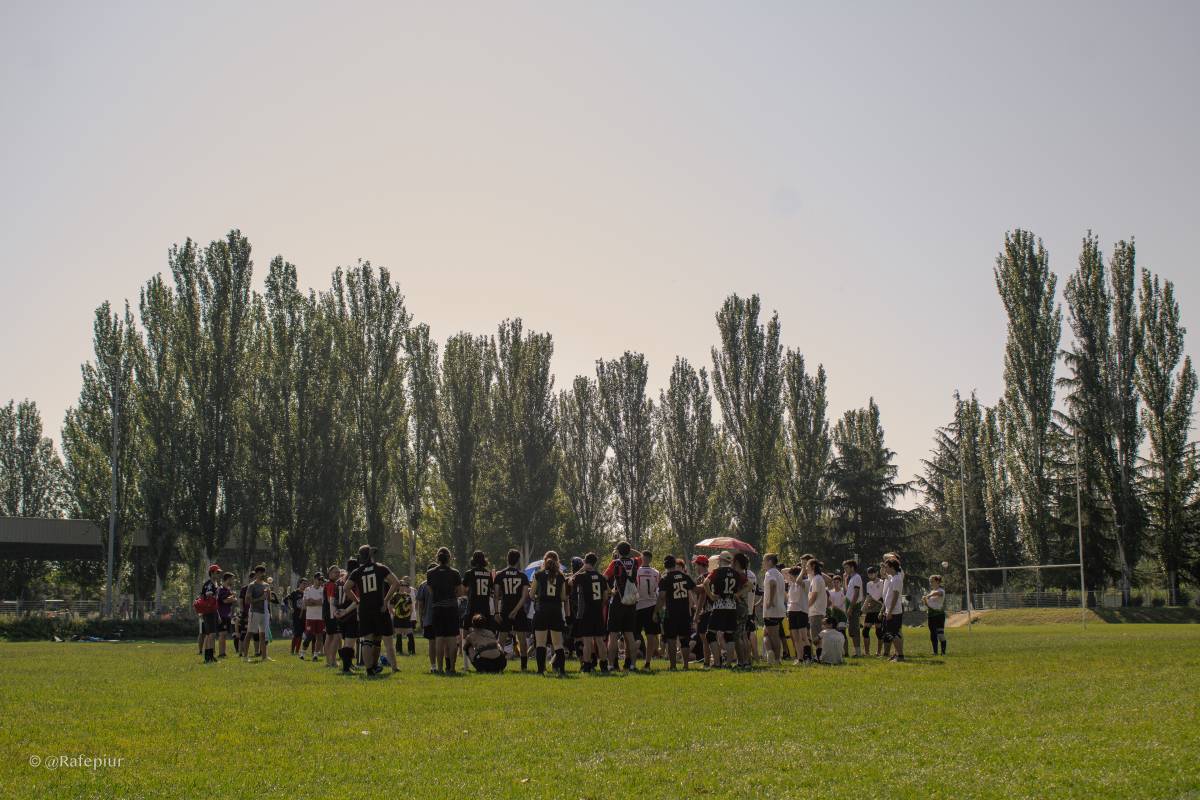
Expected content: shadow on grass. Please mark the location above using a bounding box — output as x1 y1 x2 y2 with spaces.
1093 607 1200 624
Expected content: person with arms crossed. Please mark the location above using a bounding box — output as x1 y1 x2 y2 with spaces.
923 574 946 655
425 547 464 674
657 555 698 670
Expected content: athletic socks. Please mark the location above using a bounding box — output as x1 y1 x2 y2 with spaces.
802 645 812 661
340 647 354 672
554 649 566 675
203 648 215 663
407 634 415 654
535 646 547 674
520 656 528 671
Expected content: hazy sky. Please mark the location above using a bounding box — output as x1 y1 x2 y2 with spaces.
2 2 1197 500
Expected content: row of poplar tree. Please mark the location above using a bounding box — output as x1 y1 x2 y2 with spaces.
915 231 1196 604
1 228 1194 606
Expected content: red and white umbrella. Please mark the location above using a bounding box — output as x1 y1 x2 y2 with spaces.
694 537 758 555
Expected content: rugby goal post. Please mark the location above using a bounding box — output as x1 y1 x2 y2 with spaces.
958 410 1087 631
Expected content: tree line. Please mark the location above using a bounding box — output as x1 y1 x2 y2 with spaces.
1 228 1195 606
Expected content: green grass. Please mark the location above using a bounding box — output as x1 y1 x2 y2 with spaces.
2 626 1199 800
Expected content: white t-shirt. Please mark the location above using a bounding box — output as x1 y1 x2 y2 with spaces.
926 587 945 611
818 629 845 664
845 573 864 604
866 578 884 602
762 568 787 618
745 569 758 614
785 573 808 613
807 573 828 616
885 571 905 614
636 566 661 610
302 585 323 621
828 588 845 612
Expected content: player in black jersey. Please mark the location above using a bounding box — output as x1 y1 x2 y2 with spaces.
426 547 465 674
198 564 221 663
347 545 403 676
656 555 698 670
701 551 746 668
461 551 494 670
492 549 531 670
332 558 360 674
532 551 569 675
570 552 608 672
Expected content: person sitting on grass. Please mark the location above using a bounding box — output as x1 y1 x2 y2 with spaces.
923 575 947 655
464 614 507 673
817 617 845 665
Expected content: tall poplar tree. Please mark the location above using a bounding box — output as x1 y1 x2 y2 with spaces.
332 261 410 552
658 357 718 560
555 376 612 557
596 352 658 548
995 230 1062 563
776 351 831 553
396 323 438 581
710 294 784 553
1136 271 1198 604
437 333 494 565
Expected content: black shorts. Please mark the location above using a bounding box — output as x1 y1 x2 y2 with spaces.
497 609 531 633
216 617 233 634
663 612 691 640
533 605 565 633
422 624 435 641
927 610 946 631
636 606 661 636
394 619 414 631
575 607 606 638
696 611 711 634
201 612 220 635
325 617 341 636
339 615 360 640
358 607 393 638
864 611 881 626
709 609 737 634
882 613 904 641
787 611 808 631
431 607 460 638
607 601 637 633
764 616 784 629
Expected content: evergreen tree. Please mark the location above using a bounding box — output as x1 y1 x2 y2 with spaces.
995 230 1062 562
827 398 908 560
710 294 784 553
657 357 718 560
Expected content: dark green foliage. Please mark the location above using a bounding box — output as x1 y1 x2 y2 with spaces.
776 351 830 554
437 333 494 565
827 398 908 560
555 376 611 558
658 357 718 560
596 352 658 547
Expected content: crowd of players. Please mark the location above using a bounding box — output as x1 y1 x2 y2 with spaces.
195 541 949 675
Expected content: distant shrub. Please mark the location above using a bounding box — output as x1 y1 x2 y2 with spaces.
1151 596 1166 608
1130 594 1144 607
0 615 278 641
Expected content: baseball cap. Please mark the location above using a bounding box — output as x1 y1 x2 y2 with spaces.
718 550 733 565
691 554 709 566
207 564 221 574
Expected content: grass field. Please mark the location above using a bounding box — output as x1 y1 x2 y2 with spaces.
2 625 1198 800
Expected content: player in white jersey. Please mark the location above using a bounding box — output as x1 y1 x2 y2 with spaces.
785 565 810 664
761 554 787 664
923 574 946 655
881 557 905 662
842 559 864 657
862 565 885 656
635 551 661 669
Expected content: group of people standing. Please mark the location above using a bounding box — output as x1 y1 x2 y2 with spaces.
198 542 950 674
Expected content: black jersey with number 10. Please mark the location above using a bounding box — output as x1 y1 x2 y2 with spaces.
349 562 391 614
